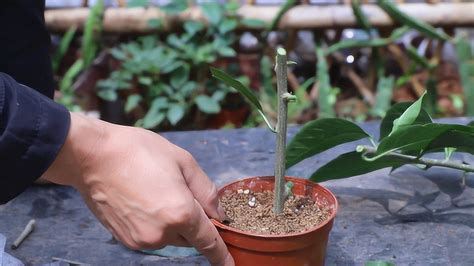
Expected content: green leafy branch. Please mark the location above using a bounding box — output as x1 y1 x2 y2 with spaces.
286 92 474 182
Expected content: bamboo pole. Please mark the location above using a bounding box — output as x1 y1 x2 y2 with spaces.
45 3 474 33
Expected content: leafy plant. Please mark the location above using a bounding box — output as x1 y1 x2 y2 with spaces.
55 0 105 111
316 0 471 120
97 1 255 129
286 92 474 183
212 48 296 214
455 34 474 116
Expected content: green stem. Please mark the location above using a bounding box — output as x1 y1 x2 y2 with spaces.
274 47 290 215
358 145 474 173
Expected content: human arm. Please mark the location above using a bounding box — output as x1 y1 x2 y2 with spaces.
41 112 234 265
0 72 233 265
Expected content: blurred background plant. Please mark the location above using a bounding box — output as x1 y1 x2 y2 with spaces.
47 0 474 131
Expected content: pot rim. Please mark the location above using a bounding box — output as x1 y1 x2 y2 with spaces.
212 175 339 238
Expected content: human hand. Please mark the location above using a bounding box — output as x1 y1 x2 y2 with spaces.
42 113 234 266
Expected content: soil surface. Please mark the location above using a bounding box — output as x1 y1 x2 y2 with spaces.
220 190 331 235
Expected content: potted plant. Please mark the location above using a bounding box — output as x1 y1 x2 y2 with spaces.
211 48 338 266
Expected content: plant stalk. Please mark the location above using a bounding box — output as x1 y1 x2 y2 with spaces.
274 47 290 214
358 145 474 172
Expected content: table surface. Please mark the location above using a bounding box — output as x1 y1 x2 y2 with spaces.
1 118 473 266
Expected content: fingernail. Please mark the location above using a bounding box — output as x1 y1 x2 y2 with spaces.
217 203 230 222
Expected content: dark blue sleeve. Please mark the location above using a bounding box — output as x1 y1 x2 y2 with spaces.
0 73 71 204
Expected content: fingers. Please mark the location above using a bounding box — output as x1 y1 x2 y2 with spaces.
181 200 234 266
178 151 228 221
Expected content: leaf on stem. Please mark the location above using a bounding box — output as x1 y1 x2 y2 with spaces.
310 151 407 182
211 67 275 131
351 0 371 33
380 102 432 140
373 123 474 160
424 129 474 155
390 91 427 135
377 0 450 41
286 118 370 168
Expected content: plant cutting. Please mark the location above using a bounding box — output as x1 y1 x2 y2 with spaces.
211 48 338 266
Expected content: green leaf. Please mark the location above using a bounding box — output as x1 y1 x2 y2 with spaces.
161 0 188 14
125 94 142 113
184 21 204 36
210 67 263 111
365 261 395 266
166 34 183 48
195 95 221 114
326 26 409 54
142 97 168 129
171 65 190 88
455 36 474 116
286 118 370 169
59 59 84 93
424 76 437 115
424 129 474 155
98 89 117 102
138 76 152 86
316 44 335 118
351 0 371 33
406 45 433 69
310 151 408 182
212 90 227 102
147 18 162 29
391 91 427 135
167 104 185 125
218 46 237 57
180 82 197 96
374 124 474 159
450 94 464 112
52 26 77 72
201 3 222 25
260 55 274 96
110 48 128 61
218 19 238 34
241 18 268 28
380 102 432 140
444 147 456 160
269 0 296 31
82 0 104 67
128 0 148 7
370 76 394 118
377 0 450 41
161 60 183 74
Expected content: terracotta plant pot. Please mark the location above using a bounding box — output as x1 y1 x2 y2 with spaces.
212 176 338 266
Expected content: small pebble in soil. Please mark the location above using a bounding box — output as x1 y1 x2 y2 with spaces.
220 190 331 235
248 197 256 207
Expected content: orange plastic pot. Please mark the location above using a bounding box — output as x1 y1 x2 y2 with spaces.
212 176 338 266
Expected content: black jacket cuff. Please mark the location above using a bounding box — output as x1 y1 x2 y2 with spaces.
0 73 70 204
